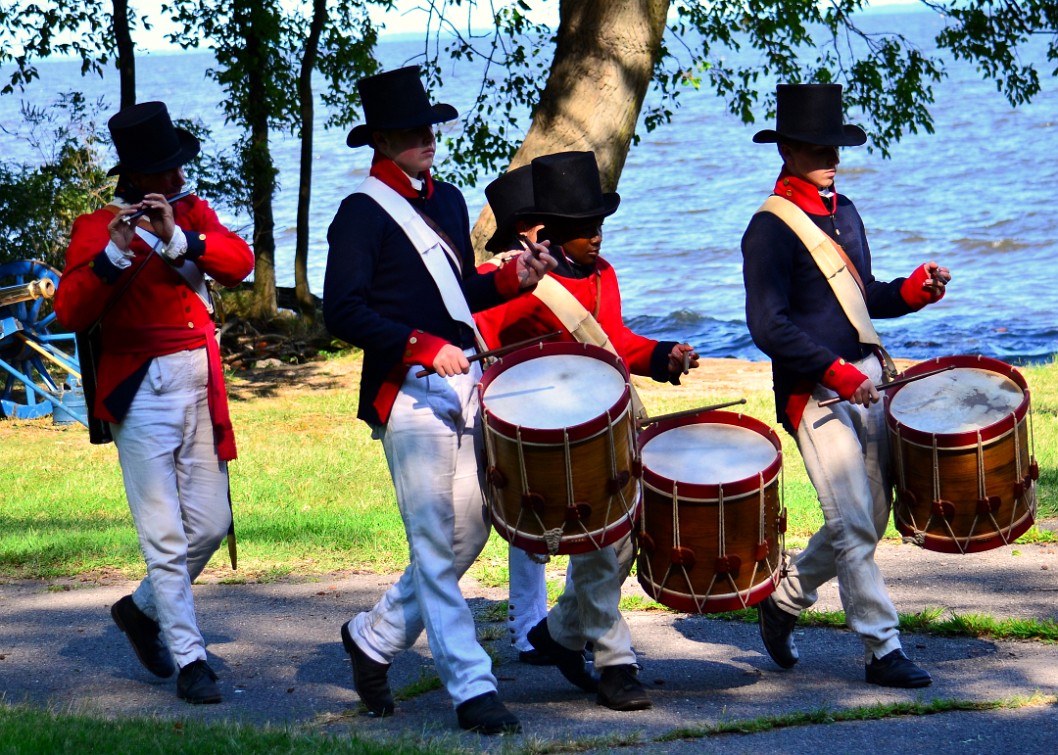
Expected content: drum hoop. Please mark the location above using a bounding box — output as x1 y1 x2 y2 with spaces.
884 355 1030 448
638 410 783 498
477 341 632 444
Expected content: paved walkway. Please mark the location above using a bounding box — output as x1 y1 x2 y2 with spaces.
1 539 1056 753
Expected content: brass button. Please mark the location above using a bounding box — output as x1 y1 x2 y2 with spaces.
409 336 418 345
185 307 191 313
187 321 194 328
785 190 793 197
198 233 206 241
783 178 790 186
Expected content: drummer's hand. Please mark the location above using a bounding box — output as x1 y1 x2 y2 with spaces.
432 344 470 377
849 377 881 406
921 260 951 299
667 343 699 375
515 238 556 289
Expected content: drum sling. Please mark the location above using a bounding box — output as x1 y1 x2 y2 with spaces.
756 195 898 380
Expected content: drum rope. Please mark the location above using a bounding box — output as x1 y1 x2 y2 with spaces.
717 485 726 559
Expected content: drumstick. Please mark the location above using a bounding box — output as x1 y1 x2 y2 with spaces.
682 350 691 375
638 398 747 427
414 331 562 378
817 364 956 407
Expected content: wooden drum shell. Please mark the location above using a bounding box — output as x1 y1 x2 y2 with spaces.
479 342 640 555
886 355 1038 554
636 411 786 613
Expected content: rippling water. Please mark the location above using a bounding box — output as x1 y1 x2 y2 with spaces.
2 10 1055 364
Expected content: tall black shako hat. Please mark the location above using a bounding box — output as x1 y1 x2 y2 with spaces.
346 66 458 149
752 84 866 147
107 101 200 177
529 151 620 220
484 165 534 253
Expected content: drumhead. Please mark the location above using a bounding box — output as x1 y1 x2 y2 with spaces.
641 422 778 485
888 367 1024 434
481 353 627 429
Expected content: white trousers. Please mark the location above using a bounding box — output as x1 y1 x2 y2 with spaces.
506 547 549 652
110 347 231 669
547 533 637 669
771 355 902 661
348 364 497 707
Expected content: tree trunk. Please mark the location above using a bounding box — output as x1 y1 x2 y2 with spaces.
112 0 135 108
294 0 326 323
244 9 277 320
469 0 670 258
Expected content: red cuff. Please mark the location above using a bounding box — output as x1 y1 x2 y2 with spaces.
402 330 449 367
820 358 868 400
493 257 524 300
900 264 944 310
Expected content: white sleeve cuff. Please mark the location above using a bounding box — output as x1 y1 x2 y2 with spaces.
104 240 133 269
159 227 188 260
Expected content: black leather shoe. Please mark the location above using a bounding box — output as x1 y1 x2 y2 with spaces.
866 649 932 688
757 595 799 669
527 618 598 692
597 664 652 711
176 660 222 704
341 621 395 716
518 648 557 666
456 691 521 734
110 595 175 678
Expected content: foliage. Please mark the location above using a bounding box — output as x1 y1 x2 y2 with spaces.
0 92 112 270
407 0 1057 184
0 0 112 95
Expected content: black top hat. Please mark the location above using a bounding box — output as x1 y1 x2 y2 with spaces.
752 84 867 147
484 165 534 252
106 101 200 177
346 66 458 149
529 151 620 220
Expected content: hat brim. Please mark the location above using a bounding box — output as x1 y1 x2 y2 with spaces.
107 128 200 176
530 193 621 221
346 103 459 148
752 125 867 147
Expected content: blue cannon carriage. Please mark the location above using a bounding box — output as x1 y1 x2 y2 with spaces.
0 259 87 426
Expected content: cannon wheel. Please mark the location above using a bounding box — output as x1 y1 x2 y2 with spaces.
0 259 76 420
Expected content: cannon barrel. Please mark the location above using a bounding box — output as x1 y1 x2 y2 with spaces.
0 278 55 308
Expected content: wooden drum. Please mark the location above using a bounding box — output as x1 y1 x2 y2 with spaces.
478 341 640 555
636 411 785 613
886 355 1038 554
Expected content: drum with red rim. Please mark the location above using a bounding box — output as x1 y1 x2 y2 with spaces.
885 355 1038 554
636 411 785 613
478 341 640 555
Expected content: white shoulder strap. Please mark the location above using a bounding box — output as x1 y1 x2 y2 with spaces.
135 226 213 313
356 176 479 340
756 195 882 348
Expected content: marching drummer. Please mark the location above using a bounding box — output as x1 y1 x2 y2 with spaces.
475 150 699 711
741 83 950 687
322 66 554 734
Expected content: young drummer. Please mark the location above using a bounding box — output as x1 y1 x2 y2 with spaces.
476 150 699 711
741 84 950 688
323 66 553 734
